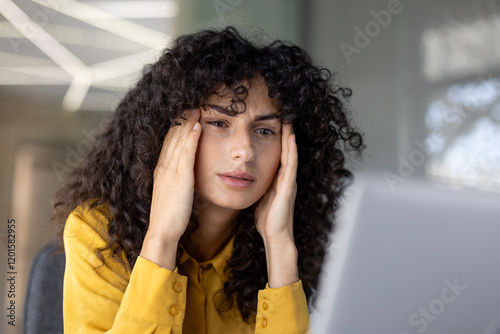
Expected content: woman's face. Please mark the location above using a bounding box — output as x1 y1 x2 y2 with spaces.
193 78 282 211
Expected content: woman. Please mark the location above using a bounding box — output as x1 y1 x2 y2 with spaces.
53 26 363 333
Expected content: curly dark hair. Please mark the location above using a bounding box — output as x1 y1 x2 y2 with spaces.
52 26 363 323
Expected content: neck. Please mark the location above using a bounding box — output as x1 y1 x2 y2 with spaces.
184 197 240 262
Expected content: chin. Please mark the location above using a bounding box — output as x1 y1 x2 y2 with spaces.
213 195 257 210
194 190 258 212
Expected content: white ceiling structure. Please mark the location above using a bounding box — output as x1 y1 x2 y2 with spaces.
0 0 178 112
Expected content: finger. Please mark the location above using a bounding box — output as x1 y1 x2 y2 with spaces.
163 111 195 162
158 109 199 167
157 122 181 168
177 120 202 173
157 112 190 168
279 133 298 196
279 123 293 180
169 109 201 170
285 133 298 189
287 134 298 171
281 123 292 168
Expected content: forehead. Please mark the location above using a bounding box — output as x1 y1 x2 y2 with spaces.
204 78 280 115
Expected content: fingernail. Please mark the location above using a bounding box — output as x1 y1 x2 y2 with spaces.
193 122 199 130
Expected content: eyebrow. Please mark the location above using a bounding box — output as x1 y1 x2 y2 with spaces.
204 105 281 122
254 113 281 122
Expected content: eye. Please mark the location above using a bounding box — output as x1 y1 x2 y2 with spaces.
207 121 227 128
255 128 276 136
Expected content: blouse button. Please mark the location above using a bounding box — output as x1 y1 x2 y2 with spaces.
200 264 211 270
262 302 268 311
170 305 180 316
173 282 182 292
261 318 268 328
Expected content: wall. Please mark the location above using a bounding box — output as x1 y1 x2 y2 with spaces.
0 90 110 333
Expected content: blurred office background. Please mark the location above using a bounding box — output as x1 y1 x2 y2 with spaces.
1 0 499 332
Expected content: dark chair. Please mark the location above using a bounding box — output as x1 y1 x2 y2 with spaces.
23 242 65 334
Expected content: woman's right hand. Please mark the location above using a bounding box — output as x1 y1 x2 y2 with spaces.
139 108 202 270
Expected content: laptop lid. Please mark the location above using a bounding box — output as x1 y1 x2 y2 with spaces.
311 175 500 334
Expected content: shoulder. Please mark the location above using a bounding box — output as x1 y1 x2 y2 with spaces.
64 200 131 285
64 200 113 249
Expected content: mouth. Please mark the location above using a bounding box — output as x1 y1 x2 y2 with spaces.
218 175 255 189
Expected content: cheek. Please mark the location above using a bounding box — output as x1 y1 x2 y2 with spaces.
196 131 224 160
194 131 227 181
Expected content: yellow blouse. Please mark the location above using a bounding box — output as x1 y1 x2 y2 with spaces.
63 203 311 333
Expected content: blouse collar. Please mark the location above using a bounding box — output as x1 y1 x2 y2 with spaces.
179 235 235 282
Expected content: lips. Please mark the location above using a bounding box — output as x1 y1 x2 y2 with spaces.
218 171 255 189
219 171 255 181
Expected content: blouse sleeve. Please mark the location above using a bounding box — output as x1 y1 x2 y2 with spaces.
254 280 312 334
63 206 188 334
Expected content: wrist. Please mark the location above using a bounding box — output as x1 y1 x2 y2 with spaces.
140 233 179 271
263 237 299 288
262 232 295 250
264 238 298 262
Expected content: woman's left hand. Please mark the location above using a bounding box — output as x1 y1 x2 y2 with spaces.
255 122 298 244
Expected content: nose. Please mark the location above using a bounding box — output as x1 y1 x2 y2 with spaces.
230 129 255 162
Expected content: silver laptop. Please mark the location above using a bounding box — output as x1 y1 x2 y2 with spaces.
310 175 500 334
